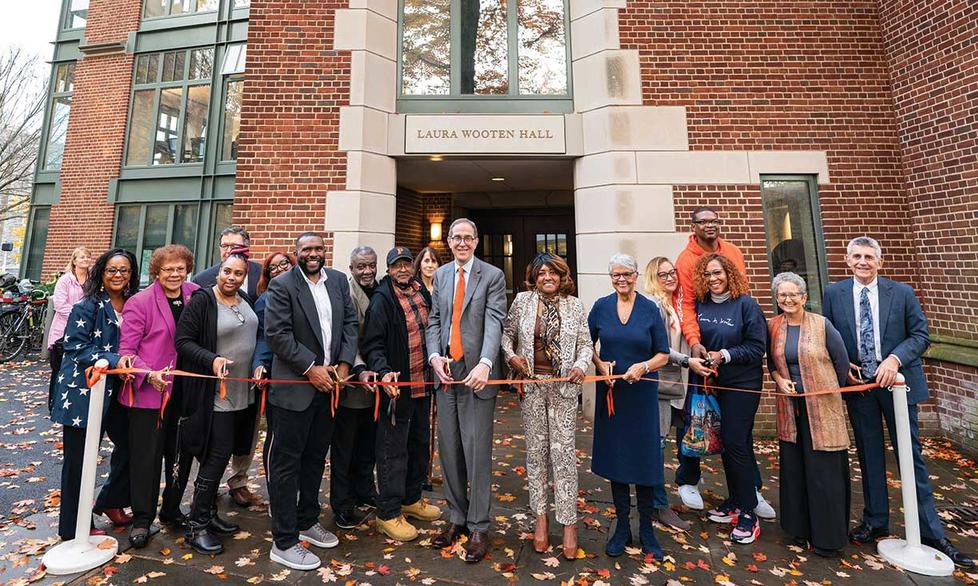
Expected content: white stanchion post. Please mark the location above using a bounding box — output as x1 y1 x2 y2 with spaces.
877 373 954 576
42 359 118 575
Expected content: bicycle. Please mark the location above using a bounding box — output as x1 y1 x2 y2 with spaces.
0 288 50 363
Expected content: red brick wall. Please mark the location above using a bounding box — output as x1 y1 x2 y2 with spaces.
233 0 350 262
394 190 452 262
43 0 141 276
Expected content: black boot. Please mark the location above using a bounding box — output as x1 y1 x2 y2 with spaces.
185 478 223 555
606 482 633 557
209 507 240 535
160 460 189 529
636 485 663 558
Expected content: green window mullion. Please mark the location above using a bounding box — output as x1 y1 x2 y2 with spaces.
136 205 148 260
507 0 518 96
449 0 460 95
165 203 177 243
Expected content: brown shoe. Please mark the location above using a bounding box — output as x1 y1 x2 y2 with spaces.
431 523 468 549
533 515 549 553
464 530 489 563
230 486 259 507
562 524 578 560
94 507 132 526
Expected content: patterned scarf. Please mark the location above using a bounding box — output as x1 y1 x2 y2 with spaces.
539 295 561 367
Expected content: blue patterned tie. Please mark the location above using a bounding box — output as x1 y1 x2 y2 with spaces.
859 286 878 380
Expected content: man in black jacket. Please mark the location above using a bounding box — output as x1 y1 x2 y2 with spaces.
264 232 359 571
361 247 442 542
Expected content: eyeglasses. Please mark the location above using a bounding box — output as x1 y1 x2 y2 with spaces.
610 272 636 281
159 266 187 275
228 303 246 325
448 235 476 245
777 292 805 300
692 219 722 227
218 242 243 251
105 267 131 276
656 269 678 280
270 259 292 274
702 269 725 279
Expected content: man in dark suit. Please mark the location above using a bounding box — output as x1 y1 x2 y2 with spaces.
823 236 973 568
425 218 507 563
193 226 262 299
264 232 359 571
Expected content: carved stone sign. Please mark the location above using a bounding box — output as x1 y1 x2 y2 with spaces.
404 115 566 154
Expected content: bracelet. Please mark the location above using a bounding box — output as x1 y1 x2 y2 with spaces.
680 357 690 369
643 361 650 374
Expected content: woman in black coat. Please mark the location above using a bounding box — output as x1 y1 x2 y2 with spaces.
175 252 258 554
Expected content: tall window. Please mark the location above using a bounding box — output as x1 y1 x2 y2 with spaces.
43 63 75 171
126 48 214 167
144 0 218 18
400 0 569 97
761 176 828 312
114 203 199 283
220 44 246 161
23 207 51 281
64 0 89 29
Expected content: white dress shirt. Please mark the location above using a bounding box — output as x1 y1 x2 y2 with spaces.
429 256 492 369
852 278 883 362
302 269 333 373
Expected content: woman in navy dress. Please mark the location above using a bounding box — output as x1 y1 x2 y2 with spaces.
588 253 671 558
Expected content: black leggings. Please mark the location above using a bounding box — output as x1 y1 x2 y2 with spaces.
717 390 762 512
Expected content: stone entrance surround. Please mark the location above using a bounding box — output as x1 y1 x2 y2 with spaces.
330 0 829 306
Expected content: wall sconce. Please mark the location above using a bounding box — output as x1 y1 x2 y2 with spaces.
430 221 443 241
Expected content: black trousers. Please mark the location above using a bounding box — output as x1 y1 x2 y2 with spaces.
47 340 64 415
196 411 237 485
59 399 131 540
717 390 761 513
267 392 334 550
127 407 166 529
160 388 193 519
329 405 377 515
779 398 850 551
376 393 431 520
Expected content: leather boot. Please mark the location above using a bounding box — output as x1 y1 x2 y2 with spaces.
210 508 240 535
636 485 663 558
606 481 632 557
185 478 223 555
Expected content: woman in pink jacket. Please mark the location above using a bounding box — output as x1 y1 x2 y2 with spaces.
118 244 198 548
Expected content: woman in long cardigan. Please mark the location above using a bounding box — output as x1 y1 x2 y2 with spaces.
117 244 198 547
502 253 592 560
176 252 258 555
767 272 850 557
51 249 139 540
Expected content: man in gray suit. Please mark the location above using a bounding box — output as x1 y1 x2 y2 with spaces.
264 232 359 571
425 218 507 563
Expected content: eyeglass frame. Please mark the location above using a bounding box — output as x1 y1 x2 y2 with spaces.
609 271 637 281
448 235 477 245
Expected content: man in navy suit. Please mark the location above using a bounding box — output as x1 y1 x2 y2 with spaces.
823 236 973 567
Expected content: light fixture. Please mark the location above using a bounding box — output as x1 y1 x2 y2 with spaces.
429 155 444 162
491 177 505 182
429 221 443 241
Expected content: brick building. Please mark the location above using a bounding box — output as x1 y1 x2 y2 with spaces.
27 0 978 447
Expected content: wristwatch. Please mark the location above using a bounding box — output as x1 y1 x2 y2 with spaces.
680 357 690 369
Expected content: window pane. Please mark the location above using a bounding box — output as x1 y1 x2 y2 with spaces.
195 0 218 11
171 0 187 14
221 44 246 76
234 0 250 6
24 208 50 282
161 51 186 82
153 87 183 165
222 80 243 160
189 48 213 80
761 179 826 312
44 97 71 171
140 205 170 284
115 206 140 251
518 0 567 94
182 85 210 163
401 0 450 95
144 0 166 18
135 54 159 85
126 90 156 166
459 0 508 94
173 204 198 249
65 0 89 28
55 63 75 93
210 202 233 266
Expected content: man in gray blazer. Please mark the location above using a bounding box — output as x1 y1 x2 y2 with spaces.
425 218 507 563
264 232 359 571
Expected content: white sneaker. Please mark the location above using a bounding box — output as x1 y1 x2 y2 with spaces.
678 484 704 510
754 490 776 520
299 522 339 548
270 543 321 571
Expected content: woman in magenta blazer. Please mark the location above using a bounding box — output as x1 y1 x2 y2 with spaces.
118 244 198 548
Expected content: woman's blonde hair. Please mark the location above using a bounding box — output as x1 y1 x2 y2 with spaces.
65 246 92 275
644 256 680 333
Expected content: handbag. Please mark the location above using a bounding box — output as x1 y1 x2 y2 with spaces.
657 363 686 401
680 385 723 457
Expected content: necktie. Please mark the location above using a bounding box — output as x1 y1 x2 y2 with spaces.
450 267 465 361
858 286 878 379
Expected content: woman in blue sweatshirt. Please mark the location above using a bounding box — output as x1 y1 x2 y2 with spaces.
693 253 767 544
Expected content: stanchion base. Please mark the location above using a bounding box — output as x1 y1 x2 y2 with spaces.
878 538 955 577
42 535 118 575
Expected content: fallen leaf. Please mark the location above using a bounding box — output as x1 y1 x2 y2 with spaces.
204 565 225 575
543 556 560 567
531 572 556 580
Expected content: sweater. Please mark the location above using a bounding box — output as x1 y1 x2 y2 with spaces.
695 294 766 390
675 234 748 347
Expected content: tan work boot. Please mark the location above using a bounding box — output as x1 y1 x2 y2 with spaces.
375 515 419 541
401 499 442 522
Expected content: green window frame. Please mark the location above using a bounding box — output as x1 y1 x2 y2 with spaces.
124 47 215 168
143 0 219 19
42 62 75 172
22 207 51 281
63 0 89 29
113 202 201 284
397 0 573 113
760 175 829 313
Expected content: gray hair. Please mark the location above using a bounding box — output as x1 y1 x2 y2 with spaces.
220 225 251 246
608 253 638 273
448 218 478 239
349 246 376 263
846 236 882 258
772 272 807 297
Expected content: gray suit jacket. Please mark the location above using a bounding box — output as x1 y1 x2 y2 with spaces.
265 265 359 412
425 257 507 399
